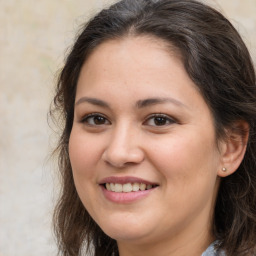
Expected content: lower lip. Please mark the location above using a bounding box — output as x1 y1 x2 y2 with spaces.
101 186 156 203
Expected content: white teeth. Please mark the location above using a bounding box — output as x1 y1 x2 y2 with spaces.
140 183 146 191
123 183 132 192
110 183 115 192
132 183 140 192
105 183 156 192
106 183 111 191
115 183 123 192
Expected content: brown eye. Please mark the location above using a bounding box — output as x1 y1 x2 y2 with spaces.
82 114 110 126
93 116 106 125
144 114 176 126
154 117 168 126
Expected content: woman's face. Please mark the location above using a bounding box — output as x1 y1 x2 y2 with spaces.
69 37 223 250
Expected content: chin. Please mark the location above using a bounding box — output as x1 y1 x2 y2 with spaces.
97 216 151 242
105 228 149 243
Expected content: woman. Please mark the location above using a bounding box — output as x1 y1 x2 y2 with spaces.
51 0 256 255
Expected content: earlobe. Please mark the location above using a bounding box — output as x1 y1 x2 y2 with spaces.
218 121 249 177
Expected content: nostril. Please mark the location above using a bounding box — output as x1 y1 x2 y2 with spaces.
102 148 145 168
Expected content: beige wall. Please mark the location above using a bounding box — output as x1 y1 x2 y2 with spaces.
0 1 255 255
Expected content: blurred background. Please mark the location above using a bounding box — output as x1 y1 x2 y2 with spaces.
0 0 255 255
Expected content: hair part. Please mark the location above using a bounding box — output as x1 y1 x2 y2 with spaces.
51 0 256 255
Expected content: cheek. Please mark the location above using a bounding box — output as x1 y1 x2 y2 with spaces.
69 128 100 181
149 136 220 222
148 132 219 190
68 129 101 212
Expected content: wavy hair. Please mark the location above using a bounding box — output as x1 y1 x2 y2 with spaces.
51 0 256 255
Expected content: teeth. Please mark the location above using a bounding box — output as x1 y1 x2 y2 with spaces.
132 183 140 192
140 183 146 191
123 183 132 192
106 183 111 191
147 184 152 190
115 183 123 192
110 183 115 192
105 183 156 192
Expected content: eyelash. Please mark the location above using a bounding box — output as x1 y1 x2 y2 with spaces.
143 114 176 127
80 113 176 127
81 113 110 126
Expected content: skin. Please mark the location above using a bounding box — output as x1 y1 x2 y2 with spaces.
69 36 236 256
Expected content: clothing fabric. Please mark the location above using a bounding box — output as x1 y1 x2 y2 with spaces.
201 241 226 256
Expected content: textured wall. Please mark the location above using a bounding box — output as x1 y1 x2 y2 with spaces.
0 1 255 255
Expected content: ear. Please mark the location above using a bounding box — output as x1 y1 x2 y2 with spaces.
218 121 249 177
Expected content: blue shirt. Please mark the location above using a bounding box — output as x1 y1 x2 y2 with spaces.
202 241 225 256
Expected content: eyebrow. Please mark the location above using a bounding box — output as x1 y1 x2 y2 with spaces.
75 97 110 108
136 97 187 109
75 96 187 109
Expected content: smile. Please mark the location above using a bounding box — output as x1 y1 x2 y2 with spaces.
99 176 159 203
104 183 158 193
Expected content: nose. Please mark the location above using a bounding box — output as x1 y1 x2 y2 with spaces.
102 124 145 168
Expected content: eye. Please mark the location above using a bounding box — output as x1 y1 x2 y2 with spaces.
144 114 176 126
81 113 110 126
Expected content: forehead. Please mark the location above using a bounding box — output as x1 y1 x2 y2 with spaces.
85 35 182 67
77 36 188 92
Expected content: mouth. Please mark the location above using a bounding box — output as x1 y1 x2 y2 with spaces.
103 182 158 193
99 176 159 203
99 176 159 193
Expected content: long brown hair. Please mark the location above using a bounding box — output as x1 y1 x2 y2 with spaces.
51 0 256 255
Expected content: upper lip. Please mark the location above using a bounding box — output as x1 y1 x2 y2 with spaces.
99 176 159 185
